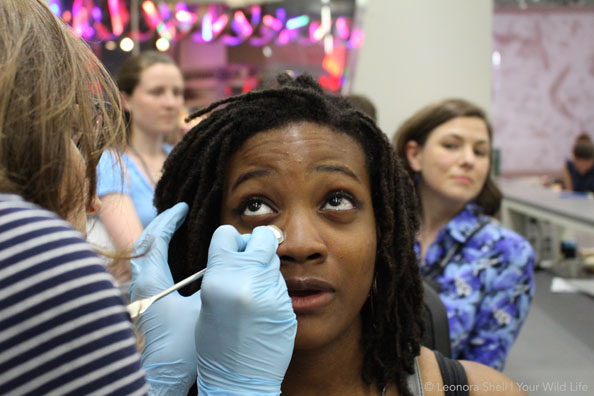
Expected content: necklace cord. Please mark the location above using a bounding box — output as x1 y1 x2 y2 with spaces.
129 145 159 187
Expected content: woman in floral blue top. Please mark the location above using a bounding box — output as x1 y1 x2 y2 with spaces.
393 98 535 370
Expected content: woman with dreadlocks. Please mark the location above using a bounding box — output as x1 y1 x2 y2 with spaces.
154 74 526 396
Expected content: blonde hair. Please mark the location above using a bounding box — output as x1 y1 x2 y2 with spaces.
0 0 125 220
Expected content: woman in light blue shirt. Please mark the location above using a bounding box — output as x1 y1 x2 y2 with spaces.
96 51 184 281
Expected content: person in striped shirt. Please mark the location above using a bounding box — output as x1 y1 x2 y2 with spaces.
0 0 148 393
0 1 296 395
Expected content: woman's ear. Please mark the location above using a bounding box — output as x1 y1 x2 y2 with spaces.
121 92 131 113
405 140 422 172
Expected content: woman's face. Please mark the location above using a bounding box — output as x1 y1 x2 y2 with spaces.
221 122 377 351
406 116 490 207
574 157 594 175
123 63 184 137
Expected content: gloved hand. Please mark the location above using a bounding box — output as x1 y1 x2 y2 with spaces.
196 225 297 396
128 202 201 396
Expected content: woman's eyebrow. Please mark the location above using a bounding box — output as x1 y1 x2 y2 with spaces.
315 164 360 182
231 169 272 191
444 133 489 145
442 133 464 141
231 164 360 191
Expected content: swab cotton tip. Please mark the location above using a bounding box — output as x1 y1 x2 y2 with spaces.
267 225 285 245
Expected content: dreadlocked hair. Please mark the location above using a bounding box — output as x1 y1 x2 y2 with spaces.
154 73 424 396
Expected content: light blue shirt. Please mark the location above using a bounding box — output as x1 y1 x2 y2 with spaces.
96 144 173 228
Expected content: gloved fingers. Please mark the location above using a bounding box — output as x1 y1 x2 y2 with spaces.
133 202 189 255
208 225 248 256
183 289 203 314
129 203 188 300
138 292 200 394
245 225 279 266
130 254 175 300
155 201 189 241
240 233 251 245
129 252 174 300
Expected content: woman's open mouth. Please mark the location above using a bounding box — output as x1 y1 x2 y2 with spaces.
285 278 335 313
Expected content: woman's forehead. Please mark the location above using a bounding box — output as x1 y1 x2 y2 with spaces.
235 122 366 162
222 122 370 185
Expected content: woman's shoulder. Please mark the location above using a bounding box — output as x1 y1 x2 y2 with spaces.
0 193 105 272
97 150 131 196
477 216 534 258
459 359 527 396
0 193 124 318
416 347 527 396
0 193 69 229
0 195 146 395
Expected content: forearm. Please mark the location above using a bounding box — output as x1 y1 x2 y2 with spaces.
99 193 144 251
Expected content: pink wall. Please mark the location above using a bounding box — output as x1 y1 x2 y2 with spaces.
493 7 594 176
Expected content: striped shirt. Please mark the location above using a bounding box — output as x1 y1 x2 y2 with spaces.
0 194 148 395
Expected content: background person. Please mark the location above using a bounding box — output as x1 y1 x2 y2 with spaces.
345 93 378 122
96 51 184 282
561 132 594 193
393 98 535 370
155 74 527 396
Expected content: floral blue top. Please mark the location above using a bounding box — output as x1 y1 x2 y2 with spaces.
416 202 535 370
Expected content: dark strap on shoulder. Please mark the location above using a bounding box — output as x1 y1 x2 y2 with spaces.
425 219 489 291
434 350 469 396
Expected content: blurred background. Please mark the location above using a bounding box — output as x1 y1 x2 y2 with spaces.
51 2 594 391
46 0 594 178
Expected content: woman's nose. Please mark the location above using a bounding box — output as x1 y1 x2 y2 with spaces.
163 90 181 108
87 194 102 217
276 212 327 265
459 145 476 167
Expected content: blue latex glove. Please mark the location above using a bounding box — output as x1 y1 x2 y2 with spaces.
129 202 201 396
196 225 297 396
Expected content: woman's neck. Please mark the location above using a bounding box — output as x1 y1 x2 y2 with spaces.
417 183 466 257
129 127 164 156
282 319 380 396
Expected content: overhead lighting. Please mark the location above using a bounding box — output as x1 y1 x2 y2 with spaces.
156 37 171 51
120 37 135 51
161 0 282 5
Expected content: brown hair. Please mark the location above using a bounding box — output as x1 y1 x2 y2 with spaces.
393 98 502 216
345 94 377 121
573 133 594 159
0 0 125 221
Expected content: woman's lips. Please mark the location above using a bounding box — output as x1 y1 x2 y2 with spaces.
453 175 473 185
285 278 335 314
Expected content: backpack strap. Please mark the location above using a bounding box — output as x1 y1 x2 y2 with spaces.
434 350 469 396
425 218 489 292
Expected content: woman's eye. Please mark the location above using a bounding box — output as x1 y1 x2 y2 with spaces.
474 147 489 157
321 191 357 211
241 198 274 217
442 142 458 150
